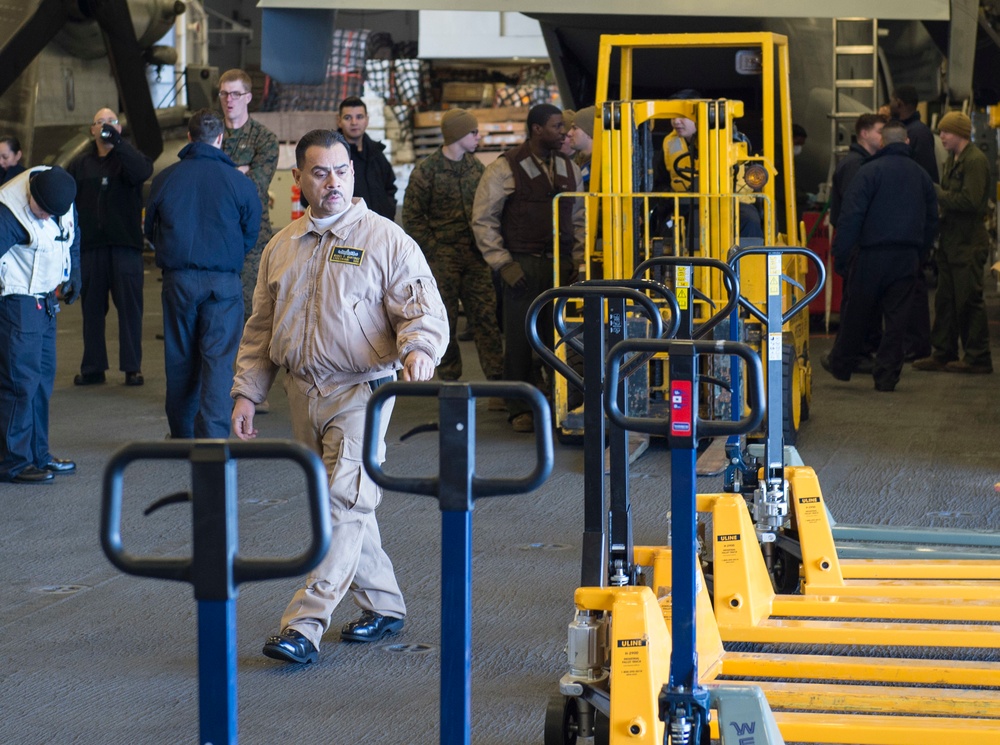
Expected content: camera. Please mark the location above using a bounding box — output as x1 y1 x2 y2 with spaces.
100 128 114 140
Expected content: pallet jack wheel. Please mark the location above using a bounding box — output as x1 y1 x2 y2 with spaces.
771 544 802 594
781 342 801 446
544 694 580 745
592 710 610 744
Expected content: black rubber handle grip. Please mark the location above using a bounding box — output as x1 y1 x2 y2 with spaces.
100 440 331 585
604 339 765 438
631 256 740 339
727 246 826 325
362 381 553 499
527 285 665 391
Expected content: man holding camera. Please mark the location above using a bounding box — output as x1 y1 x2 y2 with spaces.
67 107 153 388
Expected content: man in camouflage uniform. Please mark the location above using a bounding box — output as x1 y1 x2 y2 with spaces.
403 109 502 382
913 111 993 374
219 68 278 319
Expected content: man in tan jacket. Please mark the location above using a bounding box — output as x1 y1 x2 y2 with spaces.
231 129 448 665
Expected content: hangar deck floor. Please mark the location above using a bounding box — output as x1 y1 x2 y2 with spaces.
2 264 998 744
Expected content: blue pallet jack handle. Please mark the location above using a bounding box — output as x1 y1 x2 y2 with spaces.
100 440 332 745
605 340 764 744
363 381 553 745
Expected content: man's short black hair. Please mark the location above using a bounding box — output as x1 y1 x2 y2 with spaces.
892 85 918 108
188 109 223 143
855 113 888 135
792 123 808 139
339 96 367 115
526 103 563 135
295 129 350 168
881 120 908 144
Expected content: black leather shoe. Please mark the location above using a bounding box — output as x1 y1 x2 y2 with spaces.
853 356 875 374
74 372 106 386
125 372 144 386
42 458 76 474
820 354 851 382
262 628 318 664
340 611 404 642
12 466 54 484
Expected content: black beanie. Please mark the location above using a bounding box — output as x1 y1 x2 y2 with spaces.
29 167 76 216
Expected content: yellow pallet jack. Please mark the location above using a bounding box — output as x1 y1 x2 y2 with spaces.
574 338 1000 744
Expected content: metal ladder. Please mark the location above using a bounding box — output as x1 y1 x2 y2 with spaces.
828 17 879 181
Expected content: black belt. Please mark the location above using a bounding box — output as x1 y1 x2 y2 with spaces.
368 375 395 391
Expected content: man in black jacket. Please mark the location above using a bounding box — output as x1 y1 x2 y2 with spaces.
68 108 153 387
829 113 886 228
822 121 938 391
889 85 939 183
144 110 260 438
337 96 397 220
889 86 940 361
828 113 886 371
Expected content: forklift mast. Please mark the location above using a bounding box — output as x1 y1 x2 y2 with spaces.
552 32 813 446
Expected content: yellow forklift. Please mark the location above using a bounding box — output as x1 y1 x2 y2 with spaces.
554 31 810 449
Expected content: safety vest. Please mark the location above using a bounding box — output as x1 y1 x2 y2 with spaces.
0 167 74 297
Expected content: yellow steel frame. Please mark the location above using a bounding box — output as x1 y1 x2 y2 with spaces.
573 578 1000 745
549 190 774 432
591 32 798 242
703 490 1000 640
786 466 1000 593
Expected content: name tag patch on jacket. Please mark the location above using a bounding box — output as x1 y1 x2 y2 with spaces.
329 245 365 266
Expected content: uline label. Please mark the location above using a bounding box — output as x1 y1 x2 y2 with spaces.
798 497 821 504
716 534 741 542
617 638 647 648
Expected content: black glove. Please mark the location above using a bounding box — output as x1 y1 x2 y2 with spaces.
499 261 527 290
101 124 122 147
833 257 849 279
61 268 82 305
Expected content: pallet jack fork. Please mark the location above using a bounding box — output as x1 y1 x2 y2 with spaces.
788 466 1000 595
627 546 1000 740
701 488 1000 642
596 340 1000 744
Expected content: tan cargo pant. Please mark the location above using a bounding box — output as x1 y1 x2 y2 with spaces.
279 375 406 648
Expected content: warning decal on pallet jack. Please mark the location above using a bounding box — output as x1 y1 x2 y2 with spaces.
618 643 647 678
717 533 743 565
796 495 825 526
